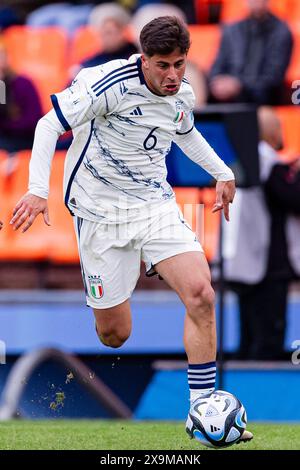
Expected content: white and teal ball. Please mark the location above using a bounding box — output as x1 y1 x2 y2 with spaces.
186 390 247 448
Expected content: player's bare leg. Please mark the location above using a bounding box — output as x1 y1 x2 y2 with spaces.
155 251 216 365
93 299 132 348
155 251 253 444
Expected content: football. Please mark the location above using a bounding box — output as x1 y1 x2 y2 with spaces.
186 390 247 448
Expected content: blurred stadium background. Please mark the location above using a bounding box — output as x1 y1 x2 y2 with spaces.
0 0 300 448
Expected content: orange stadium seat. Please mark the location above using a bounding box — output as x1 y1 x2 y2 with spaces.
286 24 300 84
0 150 9 227
221 0 290 22
274 106 300 156
291 1 300 21
285 0 300 23
188 25 221 72
0 151 50 261
201 187 220 262
47 152 79 264
69 25 135 67
69 27 99 67
0 150 9 194
0 151 79 263
173 187 202 236
221 0 251 22
170 187 220 262
0 152 13 261
3 26 68 112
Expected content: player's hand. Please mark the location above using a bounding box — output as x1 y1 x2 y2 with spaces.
10 192 50 233
0 220 3 230
212 180 236 222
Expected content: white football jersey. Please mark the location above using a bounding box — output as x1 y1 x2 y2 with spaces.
51 54 195 223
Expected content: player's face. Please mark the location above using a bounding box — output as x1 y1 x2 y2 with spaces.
141 48 187 96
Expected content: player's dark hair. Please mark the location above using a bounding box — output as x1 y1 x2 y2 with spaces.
140 16 190 56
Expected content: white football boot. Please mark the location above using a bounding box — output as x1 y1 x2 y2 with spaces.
237 429 254 443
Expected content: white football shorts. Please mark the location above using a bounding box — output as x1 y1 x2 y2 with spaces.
74 201 203 309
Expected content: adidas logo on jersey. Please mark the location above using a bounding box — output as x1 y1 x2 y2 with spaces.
130 106 143 116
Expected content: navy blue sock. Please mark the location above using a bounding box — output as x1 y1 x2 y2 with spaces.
188 361 216 402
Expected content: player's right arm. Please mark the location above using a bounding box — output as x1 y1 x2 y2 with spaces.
10 109 64 232
10 64 123 232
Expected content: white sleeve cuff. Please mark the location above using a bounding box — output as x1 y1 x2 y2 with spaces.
28 109 65 199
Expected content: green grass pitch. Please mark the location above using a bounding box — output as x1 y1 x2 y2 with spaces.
0 421 300 450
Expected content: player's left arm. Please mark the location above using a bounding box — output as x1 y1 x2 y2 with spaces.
174 125 235 221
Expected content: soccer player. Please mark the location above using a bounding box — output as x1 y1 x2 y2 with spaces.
10 16 252 444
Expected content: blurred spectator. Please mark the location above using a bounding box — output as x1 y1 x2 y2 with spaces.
0 38 42 153
223 107 300 359
26 3 92 36
209 0 293 105
131 3 207 107
185 60 208 108
131 3 188 46
82 3 138 68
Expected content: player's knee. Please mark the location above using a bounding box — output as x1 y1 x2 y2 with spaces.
185 282 215 315
101 334 129 348
97 325 130 349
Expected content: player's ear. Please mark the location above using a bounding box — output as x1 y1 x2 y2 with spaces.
141 54 149 69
